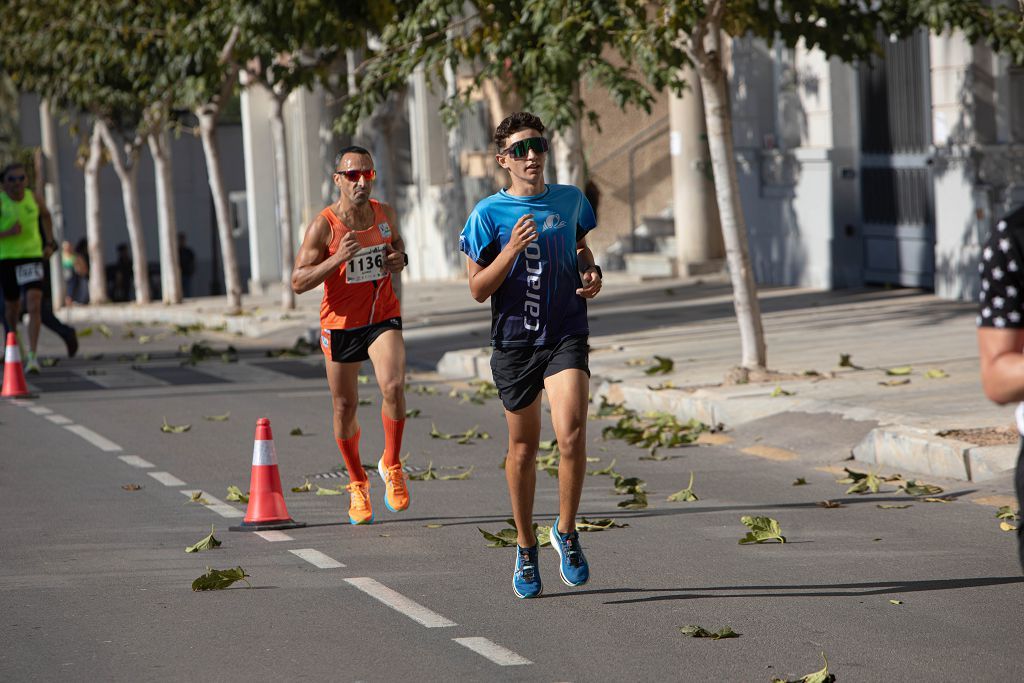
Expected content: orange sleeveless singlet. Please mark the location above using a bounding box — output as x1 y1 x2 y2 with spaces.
319 199 401 330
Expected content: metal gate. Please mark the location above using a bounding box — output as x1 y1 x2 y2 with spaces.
859 32 935 288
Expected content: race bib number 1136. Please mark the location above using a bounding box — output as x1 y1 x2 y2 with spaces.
345 244 387 284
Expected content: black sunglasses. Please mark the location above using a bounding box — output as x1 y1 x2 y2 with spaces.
501 137 548 160
334 169 376 182
6 174 26 182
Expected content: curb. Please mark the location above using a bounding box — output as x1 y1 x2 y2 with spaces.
62 303 312 338
436 347 1017 483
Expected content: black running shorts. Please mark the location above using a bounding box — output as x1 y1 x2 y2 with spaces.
489 335 590 412
321 317 402 363
0 258 45 301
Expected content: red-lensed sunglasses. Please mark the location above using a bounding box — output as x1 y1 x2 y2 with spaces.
335 169 376 182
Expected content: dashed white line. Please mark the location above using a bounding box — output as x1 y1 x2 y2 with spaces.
28 405 52 415
179 490 244 518
46 414 73 425
289 548 344 568
255 530 293 542
343 577 456 628
118 455 155 468
64 424 122 451
148 471 187 487
453 637 532 666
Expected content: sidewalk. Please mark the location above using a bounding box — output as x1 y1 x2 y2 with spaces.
436 277 1019 484
56 275 1018 483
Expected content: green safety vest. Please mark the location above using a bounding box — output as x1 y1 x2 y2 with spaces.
0 189 43 260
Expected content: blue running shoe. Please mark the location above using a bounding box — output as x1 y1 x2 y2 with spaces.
550 516 590 586
512 544 543 599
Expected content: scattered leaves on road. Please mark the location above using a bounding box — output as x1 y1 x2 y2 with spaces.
877 504 912 509
97 324 113 338
203 412 230 422
1000 521 1018 532
479 520 551 548
889 599 903 605
121 483 142 491
837 468 883 494
289 427 305 436
588 458 617 476
838 353 863 370
185 525 222 553
225 485 248 503
405 408 421 418
409 384 439 395
291 480 313 493
602 412 708 453
900 480 943 496
925 368 948 379
191 566 250 591
41 357 59 367
430 422 490 444
739 515 786 544
886 366 912 376
594 396 633 418
772 652 835 683
679 625 740 640
879 378 910 387
644 355 674 375
187 491 210 505
647 380 675 391
922 496 955 503
996 506 1020 521
667 472 698 502
817 500 843 508
161 417 191 434
424 523 444 528
792 477 808 486
771 386 795 397
577 517 628 531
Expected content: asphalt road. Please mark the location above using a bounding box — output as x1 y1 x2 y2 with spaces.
1 325 1023 682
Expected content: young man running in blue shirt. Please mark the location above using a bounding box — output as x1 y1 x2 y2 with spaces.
460 112 603 598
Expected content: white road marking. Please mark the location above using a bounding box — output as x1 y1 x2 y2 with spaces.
453 637 533 666
255 530 293 542
288 548 344 568
46 414 73 425
179 490 244 518
343 577 456 628
148 471 187 487
118 455 155 468
28 405 52 415
64 424 122 451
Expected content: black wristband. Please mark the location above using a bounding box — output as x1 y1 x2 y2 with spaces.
402 252 409 266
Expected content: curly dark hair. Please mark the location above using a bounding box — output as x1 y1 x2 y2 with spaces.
494 112 545 151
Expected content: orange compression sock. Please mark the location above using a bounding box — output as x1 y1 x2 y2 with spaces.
381 409 405 468
337 430 367 482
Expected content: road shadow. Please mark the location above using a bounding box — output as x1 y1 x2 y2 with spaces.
540 575 1024 603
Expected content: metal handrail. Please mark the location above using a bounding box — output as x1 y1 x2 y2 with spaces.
589 115 670 173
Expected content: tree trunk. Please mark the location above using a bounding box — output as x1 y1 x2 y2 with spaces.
444 58 468 240
84 120 108 304
98 120 151 304
39 99 66 308
697 45 766 369
552 128 584 190
148 129 182 304
198 108 243 312
269 95 296 310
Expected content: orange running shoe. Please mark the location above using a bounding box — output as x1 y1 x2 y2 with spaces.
377 457 410 512
346 480 373 525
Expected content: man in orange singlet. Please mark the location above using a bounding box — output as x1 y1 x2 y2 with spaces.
292 146 410 525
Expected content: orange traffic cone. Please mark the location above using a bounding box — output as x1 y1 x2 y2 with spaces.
2 332 35 399
230 418 305 532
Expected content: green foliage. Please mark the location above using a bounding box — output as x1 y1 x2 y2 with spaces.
679 625 740 640
340 0 658 134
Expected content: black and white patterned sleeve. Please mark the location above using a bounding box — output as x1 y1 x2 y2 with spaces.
978 219 1024 329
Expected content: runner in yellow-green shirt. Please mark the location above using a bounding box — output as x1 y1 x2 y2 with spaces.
0 163 57 373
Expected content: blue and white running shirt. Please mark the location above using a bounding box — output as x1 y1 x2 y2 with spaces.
460 184 597 348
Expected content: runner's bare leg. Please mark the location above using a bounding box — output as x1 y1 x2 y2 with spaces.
25 289 42 353
366 329 406 419
325 357 363 440
544 368 590 534
505 394 542 547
